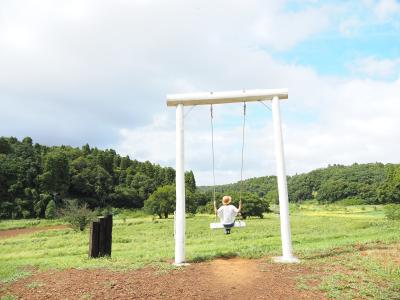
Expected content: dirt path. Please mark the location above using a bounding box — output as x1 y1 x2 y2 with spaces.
0 225 68 239
0 258 326 299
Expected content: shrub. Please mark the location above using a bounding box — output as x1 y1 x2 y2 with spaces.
144 185 175 218
335 197 365 206
185 190 199 214
45 200 57 219
34 193 52 218
208 192 270 219
196 202 214 214
384 204 400 221
239 194 270 219
214 192 270 219
60 199 96 231
100 206 114 217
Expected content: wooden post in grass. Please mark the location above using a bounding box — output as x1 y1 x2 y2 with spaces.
89 221 100 258
98 216 107 256
89 215 113 258
104 214 113 256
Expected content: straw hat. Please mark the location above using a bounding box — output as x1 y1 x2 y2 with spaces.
222 195 232 205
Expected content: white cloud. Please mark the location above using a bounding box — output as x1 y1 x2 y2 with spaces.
374 0 400 21
1 0 399 185
117 113 175 165
253 5 334 51
0 0 338 148
115 100 281 185
349 56 400 79
286 78 400 172
115 75 400 185
339 18 363 37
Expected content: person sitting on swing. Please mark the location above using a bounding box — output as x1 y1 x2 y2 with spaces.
214 195 242 235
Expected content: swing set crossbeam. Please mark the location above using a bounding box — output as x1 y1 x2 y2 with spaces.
166 88 288 107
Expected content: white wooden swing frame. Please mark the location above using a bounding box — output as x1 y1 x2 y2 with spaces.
166 89 299 265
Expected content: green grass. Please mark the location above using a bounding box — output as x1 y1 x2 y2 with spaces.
303 244 400 299
26 281 43 289
0 205 399 299
0 294 17 300
0 219 65 231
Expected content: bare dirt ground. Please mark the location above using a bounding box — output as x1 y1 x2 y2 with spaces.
0 225 68 239
0 258 326 299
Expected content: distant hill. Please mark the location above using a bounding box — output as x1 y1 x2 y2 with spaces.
1 136 399 220
199 163 400 205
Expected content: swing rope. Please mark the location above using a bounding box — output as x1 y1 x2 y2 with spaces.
239 102 246 205
210 103 247 220
210 105 217 219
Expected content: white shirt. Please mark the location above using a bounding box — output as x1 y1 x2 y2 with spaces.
217 205 239 225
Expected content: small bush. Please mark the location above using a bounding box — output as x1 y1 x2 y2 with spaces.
100 206 114 217
335 197 365 206
196 202 214 214
144 185 175 218
60 199 96 231
45 200 57 219
21 210 31 219
384 204 400 221
234 193 270 219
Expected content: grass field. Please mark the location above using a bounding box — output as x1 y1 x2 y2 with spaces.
1 204 399 299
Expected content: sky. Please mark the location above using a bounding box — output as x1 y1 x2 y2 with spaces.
0 0 399 185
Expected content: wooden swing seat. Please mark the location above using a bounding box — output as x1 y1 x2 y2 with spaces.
210 220 246 229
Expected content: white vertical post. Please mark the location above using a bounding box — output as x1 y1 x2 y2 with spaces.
175 104 186 264
271 96 299 263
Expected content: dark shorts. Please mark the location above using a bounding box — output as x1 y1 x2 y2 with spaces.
223 223 235 228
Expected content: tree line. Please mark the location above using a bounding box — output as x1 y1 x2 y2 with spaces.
201 163 400 205
0 136 196 219
1 136 398 220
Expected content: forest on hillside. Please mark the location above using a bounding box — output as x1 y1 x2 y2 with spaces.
0 136 196 219
201 162 400 205
1 136 399 220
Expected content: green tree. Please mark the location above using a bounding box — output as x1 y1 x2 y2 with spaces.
144 185 176 218
265 189 278 205
185 190 198 214
236 193 270 219
22 137 33 145
93 166 113 206
0 138 12 154
0 136 189 219
45 200 57 219
316 179 358 203
185 171 196 193
82 143 91 156
120 156 131 170
129 172 156 207
163 167 175 185
39 151 70 195
288 176 313 202
34 193 52 218
377 165 400 204
110 185 140 208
